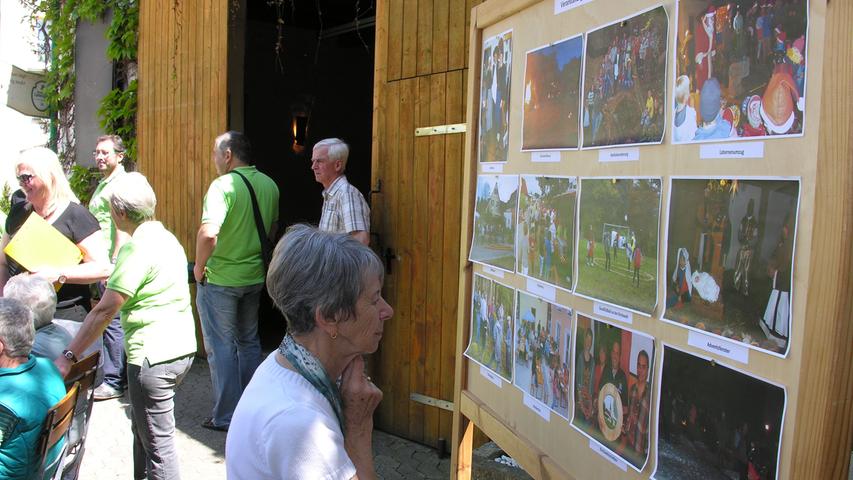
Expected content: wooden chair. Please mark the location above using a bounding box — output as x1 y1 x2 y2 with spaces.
34 382 79 480
60 351 101 480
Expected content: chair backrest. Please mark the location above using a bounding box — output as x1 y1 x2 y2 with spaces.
64 351 100 395
35 382 79 480
60 351 101 479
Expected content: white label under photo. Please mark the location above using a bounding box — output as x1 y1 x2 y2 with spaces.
593 302 633 324
699 142 765 159
525 278 557 302
590 439 628 471
481 163 504 173
523 393 551 422
480 365 504 388
483 266 504 279
687 330 750 365
531 151 561 163
598 147 639 163
554 0 594 15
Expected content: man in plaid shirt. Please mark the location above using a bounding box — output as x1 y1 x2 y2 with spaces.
311 138 370 245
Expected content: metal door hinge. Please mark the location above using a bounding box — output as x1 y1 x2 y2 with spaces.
415 123 467 137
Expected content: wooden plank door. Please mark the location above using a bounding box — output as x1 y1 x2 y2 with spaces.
371 0 481 448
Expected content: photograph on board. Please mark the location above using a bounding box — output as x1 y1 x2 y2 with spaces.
522 35 584 150
470 175 519 272
465 274 516 382
517 175 577 290
664 178 799 356
514 291 573 419
575 177 662 315
673 0 808 143
479 30 514 163
572 313 655 471
581 5 669 148
654 345 786 480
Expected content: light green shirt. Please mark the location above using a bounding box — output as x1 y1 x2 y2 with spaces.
88 169 125 259
201 166 279 286
107 221 197 366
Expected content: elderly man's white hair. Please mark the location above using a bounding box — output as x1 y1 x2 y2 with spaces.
313 138 350 171
3 274 56 330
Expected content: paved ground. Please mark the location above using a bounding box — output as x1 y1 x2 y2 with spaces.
79 357 452 479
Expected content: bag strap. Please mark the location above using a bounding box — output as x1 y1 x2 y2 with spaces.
230 170 271 265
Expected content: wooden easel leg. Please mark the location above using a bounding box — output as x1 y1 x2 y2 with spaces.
451 412 473 480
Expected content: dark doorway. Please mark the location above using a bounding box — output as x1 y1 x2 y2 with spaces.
241 1 376 349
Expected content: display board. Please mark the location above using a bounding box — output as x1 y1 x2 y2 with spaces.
450 0 853 478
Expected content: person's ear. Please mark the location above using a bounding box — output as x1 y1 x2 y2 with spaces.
314 308 339 340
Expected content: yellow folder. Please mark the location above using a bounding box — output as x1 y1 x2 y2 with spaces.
4 212 82 272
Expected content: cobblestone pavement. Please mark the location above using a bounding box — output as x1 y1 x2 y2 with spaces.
79 358 451 479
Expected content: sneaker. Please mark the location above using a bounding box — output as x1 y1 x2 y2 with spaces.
201 417 229 432
93 384 124 401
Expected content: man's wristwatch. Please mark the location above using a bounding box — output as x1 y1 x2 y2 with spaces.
62 349 77 362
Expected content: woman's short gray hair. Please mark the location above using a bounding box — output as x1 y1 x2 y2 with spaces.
266 224 383 335
3 274 56 330
0 298 35 358
109 172 157 224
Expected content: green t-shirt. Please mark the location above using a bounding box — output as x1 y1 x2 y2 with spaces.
201 166 279 286
88 169 125 258
107 221 197 366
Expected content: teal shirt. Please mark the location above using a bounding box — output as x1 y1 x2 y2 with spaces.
201 166 279 286
107 221 197 366
0 355 66 479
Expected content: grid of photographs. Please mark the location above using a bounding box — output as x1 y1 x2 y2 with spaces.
465 274 516 382
470 175 520 272
478 30 514 163
513 291 573 419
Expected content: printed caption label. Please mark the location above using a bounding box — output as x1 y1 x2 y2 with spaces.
526 278 557 302
598 148 639 162
480 365 503 388
532 151 561 163
481 163 504 173
555 0 595 14
594 302 633 324
700 142 765 159
688 331 750 365
590 440 628 471
483 266 504 279
523 393 551 422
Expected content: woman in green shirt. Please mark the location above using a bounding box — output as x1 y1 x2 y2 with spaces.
55 172 197 480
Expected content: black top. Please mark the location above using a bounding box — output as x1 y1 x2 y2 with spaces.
6 200 101 306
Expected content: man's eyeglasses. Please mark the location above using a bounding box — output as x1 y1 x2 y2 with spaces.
92 149 113 157
16 174 34 185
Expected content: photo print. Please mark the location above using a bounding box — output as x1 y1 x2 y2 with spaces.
478 30 514 163
581 5 669 148
470 175 519 272
517 175 577 291
664 178 800 356
572 313 655 471
514 291 573 419
673 0 808 143
465 274 516 382
654 345 786 480
521 35 584 150
575 177 662 315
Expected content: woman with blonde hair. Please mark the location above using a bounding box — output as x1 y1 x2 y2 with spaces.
0 147 111 317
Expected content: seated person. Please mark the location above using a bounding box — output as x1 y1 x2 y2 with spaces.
0 297 67 479
4 273 70 359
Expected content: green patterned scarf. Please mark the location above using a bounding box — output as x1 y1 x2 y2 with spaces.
278 334 345 434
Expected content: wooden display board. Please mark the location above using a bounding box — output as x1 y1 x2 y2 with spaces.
450 0 853 478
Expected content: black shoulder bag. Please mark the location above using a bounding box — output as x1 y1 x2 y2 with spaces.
231 170 273 269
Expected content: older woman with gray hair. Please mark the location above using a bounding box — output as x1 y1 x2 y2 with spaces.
226 224 393 480
3 273 68 359
54 172 197 480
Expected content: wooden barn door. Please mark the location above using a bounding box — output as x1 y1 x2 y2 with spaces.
371 0 482 448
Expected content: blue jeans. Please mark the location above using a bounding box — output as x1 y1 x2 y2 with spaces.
102 315 127 389
196 282 263 427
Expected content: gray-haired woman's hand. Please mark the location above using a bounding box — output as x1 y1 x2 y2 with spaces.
341 355 381 480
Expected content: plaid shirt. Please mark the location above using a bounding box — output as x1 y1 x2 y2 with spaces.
319 175 370 234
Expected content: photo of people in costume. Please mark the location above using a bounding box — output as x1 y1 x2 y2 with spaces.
513 291 573 419
470 175 519 272
517 175 577 291
575 178 662 315
479 30 513 162
572 313 655 471
672 0 808 143
465 274 516 382
664 178 799 356
654 345 785 480
522 35 584 150
581 6 669 148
